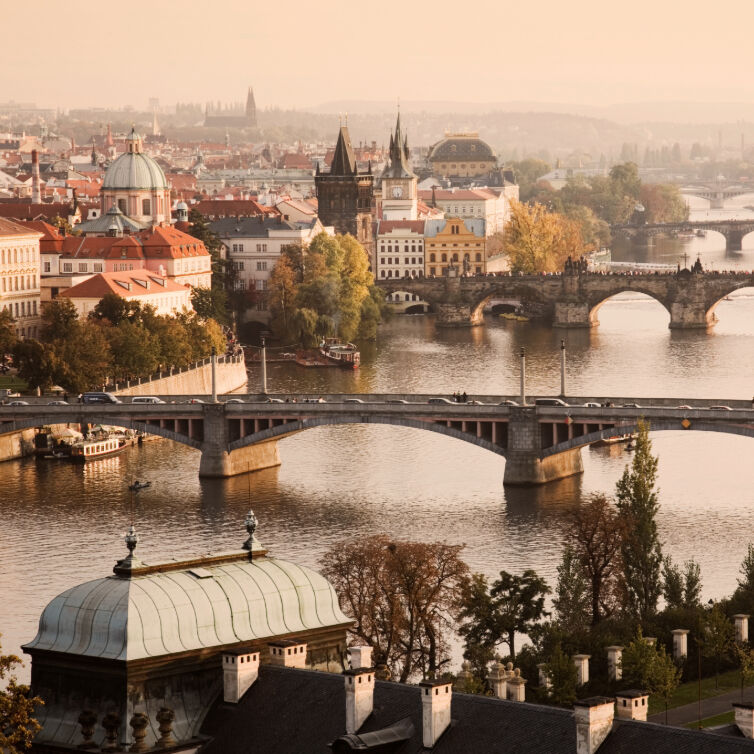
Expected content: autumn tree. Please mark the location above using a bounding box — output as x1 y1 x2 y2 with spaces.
458 570 550 662
0 636 42 753
569 494 625 625
553 544 591 635
267 254 297 339
503 200 586 274
639 183 689 224
321 535 468 683
615 420 663 622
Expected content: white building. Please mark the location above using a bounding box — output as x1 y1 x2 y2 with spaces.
417 186 517 235
374 220 426 280
0 217 42 338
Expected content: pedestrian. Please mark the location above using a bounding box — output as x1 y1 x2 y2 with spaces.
63 392 68 403
462 391 467 403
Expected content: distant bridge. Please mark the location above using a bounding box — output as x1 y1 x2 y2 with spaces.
611 220 754 251
376 270 754 327
680 182 754 209
2 395 753 485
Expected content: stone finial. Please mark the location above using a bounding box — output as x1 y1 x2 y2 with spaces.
129 713 149 753
454 661 473 690
155 707 176 749
114 525 143 575
242 510 258 551
488 660 508 699
507 667 527 701
574 654 591 687
77 709 98 749
101 712 121 752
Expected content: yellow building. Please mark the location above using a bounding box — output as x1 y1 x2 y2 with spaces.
424 218 487 277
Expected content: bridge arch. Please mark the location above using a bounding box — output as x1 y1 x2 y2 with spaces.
543 420 754 457
705 283 754 325
469 283 556 322
228 415 509 458
0 413 202 450
586 288 671 327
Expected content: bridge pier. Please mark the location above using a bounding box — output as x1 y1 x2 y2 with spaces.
503 408 584 485
553 300 593 328
669 301 715 329
198 405 281 477
435 302 483 327
725 230 744 252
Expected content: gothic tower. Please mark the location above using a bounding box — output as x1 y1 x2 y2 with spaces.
246 87 257 128
380 113 418 221
315 125 374 264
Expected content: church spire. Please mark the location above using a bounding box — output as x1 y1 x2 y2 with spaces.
330 125 357 175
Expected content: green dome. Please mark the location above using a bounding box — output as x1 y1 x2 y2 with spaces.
102 129 168 191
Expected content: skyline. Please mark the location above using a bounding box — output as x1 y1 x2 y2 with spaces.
6 0 754 113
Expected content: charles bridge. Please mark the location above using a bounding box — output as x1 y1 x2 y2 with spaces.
2 395 752 485
611 219 754 251
376 269 754 327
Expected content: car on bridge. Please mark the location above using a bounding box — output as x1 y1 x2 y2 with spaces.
428 398 454 405
131 396 165 404
534 398 569 407
7 400 29 406
710 404 732 410
344 398 365 404
499 400 519 406
583 402 601 408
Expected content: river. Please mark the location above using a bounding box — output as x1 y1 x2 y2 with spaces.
3 199 754 680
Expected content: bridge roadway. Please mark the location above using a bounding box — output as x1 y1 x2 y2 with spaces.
376 270 754 328
3 394 753 485
611 220 754 251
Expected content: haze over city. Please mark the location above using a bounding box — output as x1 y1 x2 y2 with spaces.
6 0 754 115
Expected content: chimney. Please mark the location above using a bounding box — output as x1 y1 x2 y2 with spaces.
487 661 507 700
222 648 260 703
419 679 452 748
268 640 307 668
31 149 41 203
606 646 623 681
348 645 373 670
506 667 526 701
344 667 374 734
735 614 750 643
574 697 615 754
574 654 590 686
615 690 648 721
733 702 754 738
671 630 689 660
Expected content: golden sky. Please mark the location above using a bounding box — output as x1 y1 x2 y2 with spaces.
4 0 754 111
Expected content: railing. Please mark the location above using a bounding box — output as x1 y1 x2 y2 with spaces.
103 354 245 393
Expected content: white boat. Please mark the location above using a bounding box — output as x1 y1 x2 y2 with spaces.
318 338 360 369
69 437 127 462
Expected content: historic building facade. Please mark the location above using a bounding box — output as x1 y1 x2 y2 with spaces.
0 218 42 338
427 132 498 180
314 125 374 263
424 218 487 277
380 114 418 221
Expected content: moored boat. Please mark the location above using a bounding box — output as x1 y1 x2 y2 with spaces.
69 437 127 462
318 337 360 369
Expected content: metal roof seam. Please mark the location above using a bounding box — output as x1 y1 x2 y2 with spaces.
126 585 150 661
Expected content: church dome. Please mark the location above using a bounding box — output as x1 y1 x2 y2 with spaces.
102 128 168 191
23 519 351 662
428 133 496 163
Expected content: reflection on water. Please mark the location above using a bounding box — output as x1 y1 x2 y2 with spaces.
4 209 754 678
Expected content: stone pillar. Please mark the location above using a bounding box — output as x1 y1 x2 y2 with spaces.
503 407 584 486
554 300 592 328
735 614 750 644
487 661 508 700
435 302 483 327
77 709 97 749
726 229 744 251
538 663 552 690
574 654 590 687
506 668 526 701
672 630 689 660
155 708 177 749
129 713 149 753
101 712 120 752
606 646 623 682
198 405 281 477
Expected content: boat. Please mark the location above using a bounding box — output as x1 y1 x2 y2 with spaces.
318 337 360 369
592 433 636 447
128 480 151 491
499 312 530 322
43 450 69 460
695 229 707 238
69 436 127 462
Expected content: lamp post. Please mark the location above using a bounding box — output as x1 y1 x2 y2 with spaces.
560 339 566 398
519 347 526 405
260 336 267 395
210 346 217 403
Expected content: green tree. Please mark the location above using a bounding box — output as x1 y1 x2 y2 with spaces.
91 293 143 326
735 643 754 701
544 644 578 706
41 298 79 342
620 628 660 690
12 339 59 391
108 321 160 379
267 255 298 339
187 209 232 324
0 309 17 364
615 419 663 622
653 645 682 724
56 320 113 393
662 556 702 610
190 287 227 323
458 570 550 661
0 635 42 753
553 544 591 635
702 603 734 688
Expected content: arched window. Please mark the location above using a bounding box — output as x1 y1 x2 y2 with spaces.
441 253 447 262
142 198 151 216
430 253 436 262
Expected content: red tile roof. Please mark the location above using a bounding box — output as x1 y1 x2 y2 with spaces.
0 217 43 237
17 220 64 250
0 202 76 221
59 271 190 300
378 220 426 233
193 199 278 219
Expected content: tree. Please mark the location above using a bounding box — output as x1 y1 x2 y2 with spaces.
615 419 663 622
553 544 591 635
621 628 660 690
56 320 113 393
702 603 734 689
737 544 754 596
41 298 79 342
108 321 160 379
544 644 579 706
458 570 550 661
91 293 143 326
187 209 231 324
653 645 682 724
267 255 298 339
503 200 586 274
321 535 468 683
0 636 42 753
190 286 227 323
12 339 59 391
0 310 17 370
662 557 702 611
569 494 625 625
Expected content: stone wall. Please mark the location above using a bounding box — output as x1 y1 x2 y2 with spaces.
0 427 36 462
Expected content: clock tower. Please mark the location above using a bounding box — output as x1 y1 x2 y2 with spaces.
381 113 418 221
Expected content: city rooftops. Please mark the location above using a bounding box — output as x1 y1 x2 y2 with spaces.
210 215 316 238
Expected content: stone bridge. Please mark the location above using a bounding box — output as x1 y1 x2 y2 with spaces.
376 270 754 327
611 220 754 251
680 183 754 209
2 395 753 485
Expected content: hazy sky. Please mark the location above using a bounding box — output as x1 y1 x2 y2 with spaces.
5 0 754 111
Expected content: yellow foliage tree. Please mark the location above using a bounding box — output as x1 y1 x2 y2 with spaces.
503 200 586 274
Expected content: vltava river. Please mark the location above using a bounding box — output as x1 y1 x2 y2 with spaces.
3 199 754 679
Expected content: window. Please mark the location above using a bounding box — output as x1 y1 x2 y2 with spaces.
381 270 386 278
94 263 103 272
404 258 409 265
441 254 447 262
118 199 127 214
256 261 267 271
475 266 482 274
142 198 151 215
475 253 482 262
234 261 245 271
430 253 436 262
43 261 51 273
63 263 72 272
238 243 244 252
232 244 238 252
381 258 385 265
256 243 267 252
78 263 87 272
